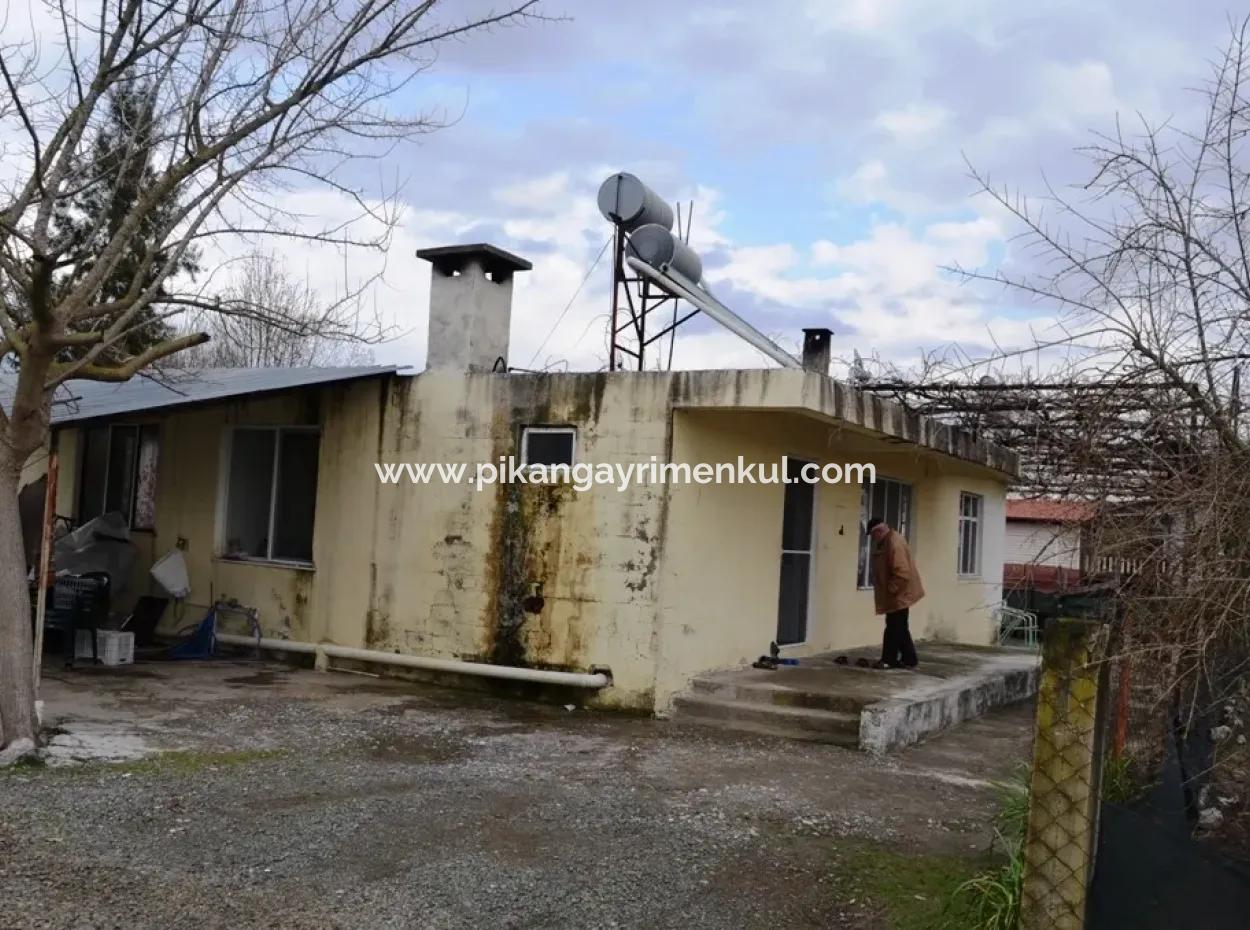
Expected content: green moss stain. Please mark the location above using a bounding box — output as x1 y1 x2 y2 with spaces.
487 479 575 667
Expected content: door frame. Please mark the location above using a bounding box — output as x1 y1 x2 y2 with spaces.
776 455 817 647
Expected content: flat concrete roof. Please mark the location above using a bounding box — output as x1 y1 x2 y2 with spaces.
463 368 1019 478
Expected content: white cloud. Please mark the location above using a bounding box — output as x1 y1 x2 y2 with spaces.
834 159 941 214
874 103 951 143
1035 60 1122 129
804 0 905 33
214 170 1051 381
494 172 574 212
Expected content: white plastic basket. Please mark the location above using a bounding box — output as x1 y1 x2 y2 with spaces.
75 629 135 666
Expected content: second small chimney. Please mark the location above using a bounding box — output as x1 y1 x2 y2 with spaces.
801 327 833 375
417 243 532 373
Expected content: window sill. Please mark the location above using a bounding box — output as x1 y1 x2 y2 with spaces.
958 574 983 582
213 556 315 572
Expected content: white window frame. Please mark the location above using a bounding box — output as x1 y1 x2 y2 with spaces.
858 476 913 589
217 425 320 566
520 426 577 466
958 491 983 578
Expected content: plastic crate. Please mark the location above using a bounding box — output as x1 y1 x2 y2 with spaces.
75 629 135 666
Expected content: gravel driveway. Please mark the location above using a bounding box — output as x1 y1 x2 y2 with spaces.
0 661 1033 929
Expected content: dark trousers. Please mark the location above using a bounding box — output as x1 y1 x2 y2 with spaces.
881 608 918 668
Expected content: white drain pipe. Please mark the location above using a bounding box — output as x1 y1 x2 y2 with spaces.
214 633 611 689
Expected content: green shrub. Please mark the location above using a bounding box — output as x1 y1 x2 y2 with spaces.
1101 754 1142 804
951 768 1029 930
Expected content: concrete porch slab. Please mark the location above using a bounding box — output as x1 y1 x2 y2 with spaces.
674 642 1039 753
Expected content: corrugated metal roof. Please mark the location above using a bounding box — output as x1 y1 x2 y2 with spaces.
0 365 398 425
1006 498 1098 523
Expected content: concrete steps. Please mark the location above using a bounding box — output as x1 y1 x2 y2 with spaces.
690 676 871 714
672 644 1041 752
672 692 861 746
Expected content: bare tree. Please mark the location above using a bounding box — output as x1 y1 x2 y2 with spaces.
0 0 542 759
180 251 379 367
863 20 1250 835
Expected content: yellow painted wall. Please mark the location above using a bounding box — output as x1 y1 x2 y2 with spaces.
651 410 1006 708
51 380 384 642
47 368 1009 715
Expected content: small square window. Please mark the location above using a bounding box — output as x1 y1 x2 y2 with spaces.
521 427 575 467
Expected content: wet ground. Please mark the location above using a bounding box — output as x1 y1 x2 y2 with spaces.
1 660 1034 929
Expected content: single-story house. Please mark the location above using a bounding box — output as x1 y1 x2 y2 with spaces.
11 243 1018 713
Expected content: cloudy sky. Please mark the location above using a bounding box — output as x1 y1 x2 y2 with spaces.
222 3 1248 375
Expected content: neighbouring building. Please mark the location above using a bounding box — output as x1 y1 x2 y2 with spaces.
1003 498 1097 594
11 243 1019 713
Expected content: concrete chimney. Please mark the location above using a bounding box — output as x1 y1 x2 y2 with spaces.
417 243 532 372
801 327 833 375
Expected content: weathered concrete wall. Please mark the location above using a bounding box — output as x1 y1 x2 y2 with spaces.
45 366 1012 715
367 371 671 711
665 368 1019 476
367 372 1008 712
858 650 1039 753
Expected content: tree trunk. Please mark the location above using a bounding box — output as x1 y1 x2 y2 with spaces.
0 450 38 749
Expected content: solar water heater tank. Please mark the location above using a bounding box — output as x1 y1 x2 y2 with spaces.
626 223 703 284
597 172 675 232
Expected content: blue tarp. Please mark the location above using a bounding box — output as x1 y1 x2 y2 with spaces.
167 606 217 660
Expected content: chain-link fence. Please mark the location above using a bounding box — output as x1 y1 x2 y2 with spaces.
1019 619 1111 930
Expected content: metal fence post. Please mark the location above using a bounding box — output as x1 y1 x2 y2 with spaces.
1019 617 1110 930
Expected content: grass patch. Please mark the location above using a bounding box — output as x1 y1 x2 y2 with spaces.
949 768 1030 930
953 843 1023 930
100 748 284 776
1101 753 1146 804
1 753 48 773
829 840 996 930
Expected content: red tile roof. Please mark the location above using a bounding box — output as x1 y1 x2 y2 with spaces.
1006 499 1097 523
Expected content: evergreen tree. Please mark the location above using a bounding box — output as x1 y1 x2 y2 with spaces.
49 82 199 361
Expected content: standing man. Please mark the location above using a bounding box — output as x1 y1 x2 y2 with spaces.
866 517 924 669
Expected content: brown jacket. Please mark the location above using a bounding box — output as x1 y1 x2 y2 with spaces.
871 529 925 615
